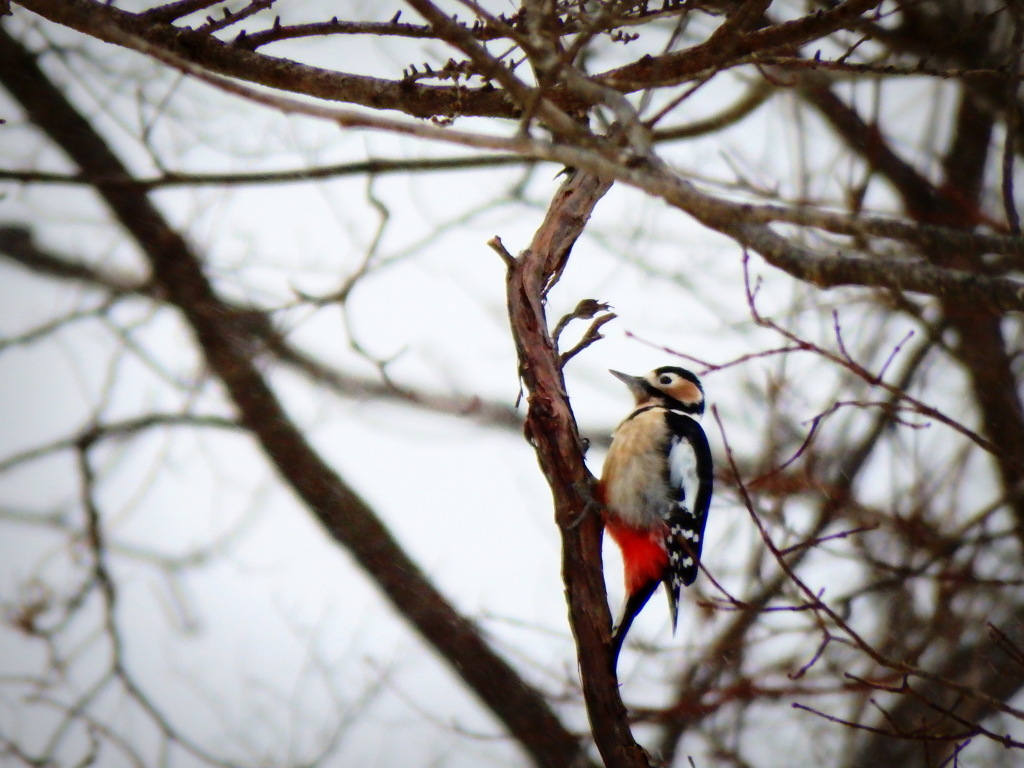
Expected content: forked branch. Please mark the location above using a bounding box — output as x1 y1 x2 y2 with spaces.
503 168 656 767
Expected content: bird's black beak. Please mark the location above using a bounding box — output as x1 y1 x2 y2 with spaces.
609 369 650 401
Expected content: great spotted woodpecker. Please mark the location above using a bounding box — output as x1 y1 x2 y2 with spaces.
597 366 713 670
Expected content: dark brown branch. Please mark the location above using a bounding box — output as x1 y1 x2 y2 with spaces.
235 17 440 49
504 167 657 767
195 0 271 34
559 312 617 368
0 225 150 292
596 0 884 92
0 413 240 473
140 0 220 24
652 80 774 142
0 153 534 188
12 0 886 126
1003 4 1023 233
403 0 584 140
12 0 518 119
753 54 1024 82
734 224 1024 315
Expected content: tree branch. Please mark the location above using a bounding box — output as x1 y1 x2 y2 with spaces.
0 153 534 188
12 0 515 119
504 167 658 766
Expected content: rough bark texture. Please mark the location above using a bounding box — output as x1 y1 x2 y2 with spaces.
503 170 656 768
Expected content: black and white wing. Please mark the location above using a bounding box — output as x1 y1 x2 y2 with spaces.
662 411 714 626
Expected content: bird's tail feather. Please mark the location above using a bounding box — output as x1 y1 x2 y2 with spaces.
664 577 681 632
609 580 660 673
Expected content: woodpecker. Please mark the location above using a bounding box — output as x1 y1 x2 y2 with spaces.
597 366 713 670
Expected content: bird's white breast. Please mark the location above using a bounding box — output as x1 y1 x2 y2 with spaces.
601 408 672 528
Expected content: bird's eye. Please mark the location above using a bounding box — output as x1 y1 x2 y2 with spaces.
658 374 673 385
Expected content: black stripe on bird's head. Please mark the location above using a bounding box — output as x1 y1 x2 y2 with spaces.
610 366 705 415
